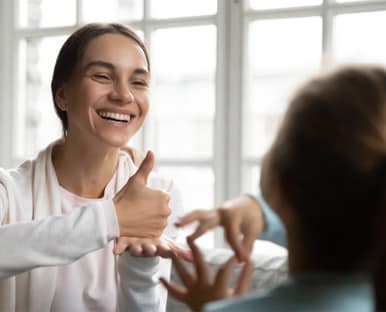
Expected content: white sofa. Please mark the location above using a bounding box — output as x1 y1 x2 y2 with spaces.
166 240 288 311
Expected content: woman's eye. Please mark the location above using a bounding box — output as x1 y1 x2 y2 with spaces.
94 74 110 81
132 80 147 87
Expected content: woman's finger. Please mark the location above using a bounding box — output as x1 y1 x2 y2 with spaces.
113 237 134 255
142 243 158 256
128 244 143 256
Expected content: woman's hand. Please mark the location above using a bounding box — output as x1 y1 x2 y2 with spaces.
113 151 171 239
160 238 253 312
175 195 264 261
114 235 193 261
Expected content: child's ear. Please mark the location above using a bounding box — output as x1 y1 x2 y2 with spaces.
55 85 68 111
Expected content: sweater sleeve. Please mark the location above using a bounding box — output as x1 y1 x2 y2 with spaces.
0 197 119 279
255 194 287 247
118 254 162 312
117 178 184 312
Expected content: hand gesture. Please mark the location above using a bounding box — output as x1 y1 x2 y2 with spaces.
160 238 253 311
175 196 264 261
114 235 193 262
113 151 171 238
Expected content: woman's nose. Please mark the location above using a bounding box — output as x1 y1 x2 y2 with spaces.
110 83 134 103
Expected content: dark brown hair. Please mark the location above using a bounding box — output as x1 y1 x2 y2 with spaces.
51 23 150 136
266 65 386 272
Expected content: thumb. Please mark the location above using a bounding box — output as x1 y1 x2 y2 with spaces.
132 150 154 185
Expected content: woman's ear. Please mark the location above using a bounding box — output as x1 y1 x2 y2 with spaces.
55 85 68 111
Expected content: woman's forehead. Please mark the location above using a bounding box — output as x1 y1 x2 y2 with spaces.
80 34 148 70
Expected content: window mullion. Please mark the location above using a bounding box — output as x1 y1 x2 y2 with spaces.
76 0 82 25
0 0 17 167
227 0 244 199
213 0 244 248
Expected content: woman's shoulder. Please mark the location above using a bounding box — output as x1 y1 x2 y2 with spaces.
0 142 53 189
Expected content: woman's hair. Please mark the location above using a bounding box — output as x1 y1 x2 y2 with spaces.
267 65 386 272
51 23 150 136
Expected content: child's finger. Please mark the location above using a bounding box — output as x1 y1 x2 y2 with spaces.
187 237 209 283
213 255 238 293
159 277 187 303
235 260 254 295
170 252 196 288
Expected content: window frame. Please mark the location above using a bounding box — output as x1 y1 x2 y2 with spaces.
1 0 386 247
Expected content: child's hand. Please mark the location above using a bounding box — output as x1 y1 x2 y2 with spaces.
160 238 253 311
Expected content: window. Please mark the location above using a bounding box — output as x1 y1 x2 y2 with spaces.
241 0 386 194
1 0 386 247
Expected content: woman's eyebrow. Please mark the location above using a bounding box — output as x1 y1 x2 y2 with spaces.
83 60 114 71
83 61 148 76
132 68 149 76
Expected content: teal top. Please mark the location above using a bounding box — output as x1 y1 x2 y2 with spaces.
205 196 374 312
256 194 286 246
204 273 374 312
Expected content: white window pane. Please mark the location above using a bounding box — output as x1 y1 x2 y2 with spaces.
150 26 216 159
249 0 321 10
152 117 213 159
17 37 65 158
19 0 76 28
245 17 321 158
243 76 306 158
152 26 217 78
82 0 143 23
333 11 386 65
249 17 322 75
157 166 214 247
241 165 261 195
150 0 217 18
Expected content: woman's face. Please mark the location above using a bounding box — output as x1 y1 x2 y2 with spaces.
57 33 150 148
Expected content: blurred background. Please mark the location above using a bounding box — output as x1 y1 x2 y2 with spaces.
1 0 386 246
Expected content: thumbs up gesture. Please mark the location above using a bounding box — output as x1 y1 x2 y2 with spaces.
113 151 171 238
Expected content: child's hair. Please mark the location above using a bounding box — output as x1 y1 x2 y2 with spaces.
268 65 386 272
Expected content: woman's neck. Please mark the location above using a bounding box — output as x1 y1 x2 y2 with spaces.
52 138 120 198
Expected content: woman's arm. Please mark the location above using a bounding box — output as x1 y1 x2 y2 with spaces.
116 178 187 312
118 253 162 312
0 194 118 279
0 152 171 279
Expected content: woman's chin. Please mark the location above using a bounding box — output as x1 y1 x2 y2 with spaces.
98 134 131 149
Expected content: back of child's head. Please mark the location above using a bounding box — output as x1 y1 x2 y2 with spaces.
268 65 386 272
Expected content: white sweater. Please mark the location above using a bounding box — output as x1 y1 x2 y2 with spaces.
0 142 183 312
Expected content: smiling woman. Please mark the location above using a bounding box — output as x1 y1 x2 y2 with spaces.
0 23 185 312
53 32 150 150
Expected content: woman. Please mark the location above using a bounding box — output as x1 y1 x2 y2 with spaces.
163 65 386 311
0 23 184 312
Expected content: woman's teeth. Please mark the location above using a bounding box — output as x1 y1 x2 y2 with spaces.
98 111 132 122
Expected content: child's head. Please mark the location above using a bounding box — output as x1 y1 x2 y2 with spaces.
261 65 386 273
